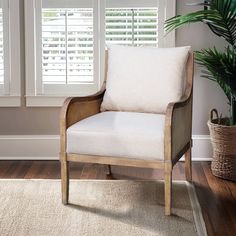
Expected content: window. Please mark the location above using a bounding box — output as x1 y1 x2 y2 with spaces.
106 8 158 46
0 0 20 107
105 0 175 47
41 8 94 86
25 0 175 106
25 0 102 106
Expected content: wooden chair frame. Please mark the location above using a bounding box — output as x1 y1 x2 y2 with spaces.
60 52 194 216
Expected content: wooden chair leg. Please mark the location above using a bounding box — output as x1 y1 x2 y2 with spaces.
61 160 69 205
105 164 112 176
185 148 192 182
164 170 172 216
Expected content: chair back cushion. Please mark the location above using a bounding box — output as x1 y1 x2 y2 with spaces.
100 45 191 114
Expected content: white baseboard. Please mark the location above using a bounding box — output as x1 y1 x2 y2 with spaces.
0 135 59 160
191 135 212 161
0 135 212 161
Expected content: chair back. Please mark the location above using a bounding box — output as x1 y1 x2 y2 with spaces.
101 45 193 114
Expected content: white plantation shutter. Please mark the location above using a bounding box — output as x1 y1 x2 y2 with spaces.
0 0 20 106
25 0 175 106
105 8 158 46
0 7 4 89
29 0 101 97
0 0 8 95
105 0 160 47
41 8 94 85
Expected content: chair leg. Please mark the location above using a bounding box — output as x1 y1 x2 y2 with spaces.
61 160 69 205
164 170 172 216
105 164 112 175
185 148 192 182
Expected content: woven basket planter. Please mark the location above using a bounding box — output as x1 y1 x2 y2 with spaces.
208 109 236 181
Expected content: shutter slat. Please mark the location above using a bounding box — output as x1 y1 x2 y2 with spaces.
42 8 94 84
105 8 158 47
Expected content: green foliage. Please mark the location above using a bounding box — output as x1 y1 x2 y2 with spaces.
195 46 236 100
165 0 236 125
165 0 236 46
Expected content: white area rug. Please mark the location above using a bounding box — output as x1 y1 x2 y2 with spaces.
0 180 207 236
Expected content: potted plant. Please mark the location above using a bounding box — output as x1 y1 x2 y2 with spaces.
165 0 236 181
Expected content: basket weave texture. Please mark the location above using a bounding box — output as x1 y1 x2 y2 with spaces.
208 109 236 181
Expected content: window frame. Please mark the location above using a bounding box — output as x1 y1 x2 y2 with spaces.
25 0 175 107
37 0 100 96
0 0 21 107
25 0 104 106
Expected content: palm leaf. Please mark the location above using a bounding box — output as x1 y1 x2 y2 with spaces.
195 46 236 102
165 0 236 123
165 0 236 46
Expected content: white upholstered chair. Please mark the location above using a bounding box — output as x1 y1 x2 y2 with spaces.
60 45 194 215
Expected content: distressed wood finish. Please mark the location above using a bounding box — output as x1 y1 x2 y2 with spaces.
60 90 105 206
67 154 165 169
105 165 112 176
185 148 192 182
60 52 194 216
164 168 172 216
61 160 69 204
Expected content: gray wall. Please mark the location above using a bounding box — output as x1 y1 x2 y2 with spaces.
0 0 229 135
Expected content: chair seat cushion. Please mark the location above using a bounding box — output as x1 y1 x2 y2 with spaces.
67 111 165 160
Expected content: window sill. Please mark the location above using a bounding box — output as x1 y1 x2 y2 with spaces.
0 96 21 107
26 96 67 107
25 93 98 107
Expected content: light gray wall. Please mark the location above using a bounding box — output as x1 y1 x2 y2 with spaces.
0 0 229 135
176 0 229 135
0 0 60 135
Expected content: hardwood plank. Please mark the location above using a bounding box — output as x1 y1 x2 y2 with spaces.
24 161 48 179
2 161 32 178
69 162 83 179
192 162 216 236
202 162 236 235
43 161 61 179
80 164 99 179
0 161 15 178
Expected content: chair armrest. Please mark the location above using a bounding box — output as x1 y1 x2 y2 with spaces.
164 94 192 164
60 89 105 154
164 51 194 165
60 89 105 128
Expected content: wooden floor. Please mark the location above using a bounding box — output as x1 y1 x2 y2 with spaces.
0 161 235 236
